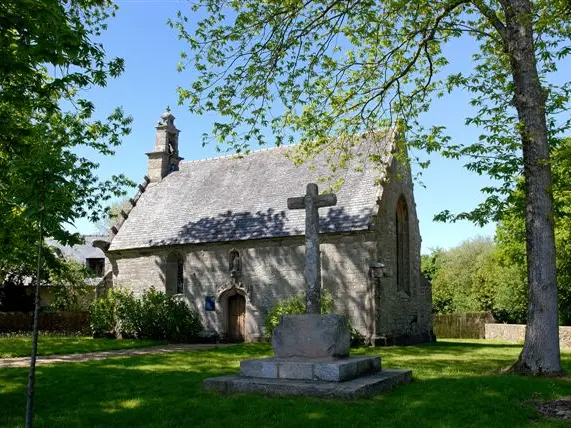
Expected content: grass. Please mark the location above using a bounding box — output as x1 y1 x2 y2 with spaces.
0 339 570 427
0 335 165 358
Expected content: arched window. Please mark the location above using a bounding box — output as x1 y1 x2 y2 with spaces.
396 195 410 295
166 252 184 295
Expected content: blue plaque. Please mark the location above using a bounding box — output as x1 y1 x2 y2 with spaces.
205 296 215 311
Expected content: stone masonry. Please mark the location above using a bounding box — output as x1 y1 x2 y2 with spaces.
99 110 434 345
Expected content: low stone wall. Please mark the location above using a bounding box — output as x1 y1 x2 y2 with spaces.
485 324 571 349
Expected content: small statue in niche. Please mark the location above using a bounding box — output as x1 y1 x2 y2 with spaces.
229 249 241 278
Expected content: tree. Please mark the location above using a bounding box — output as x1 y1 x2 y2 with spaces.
1 1 133 425
49 260 94 312
431 238 497 313
426 238 527 321
421 248 445 282
94 197 131 234
172 0 571 374
0 243 67 312
496 138 571 325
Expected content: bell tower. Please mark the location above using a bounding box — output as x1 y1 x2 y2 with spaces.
146 107 183 182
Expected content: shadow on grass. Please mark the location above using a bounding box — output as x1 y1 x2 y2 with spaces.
0 336 166 358
421 339 524 348
0 342 569 428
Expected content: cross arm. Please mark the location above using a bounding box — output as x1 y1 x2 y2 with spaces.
316 194 337 208
287 192 337 210
287 197 305 210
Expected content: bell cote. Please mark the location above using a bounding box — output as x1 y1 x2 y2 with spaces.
146 107 183 182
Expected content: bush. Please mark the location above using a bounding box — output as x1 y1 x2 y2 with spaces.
89 288 202 342
90 288 128 338
0 277 34 312
264 290 334 338
50 260 96 312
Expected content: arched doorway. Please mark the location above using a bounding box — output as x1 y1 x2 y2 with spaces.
227 294 245 342
165 252 184 295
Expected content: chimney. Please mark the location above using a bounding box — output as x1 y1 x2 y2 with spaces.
146 107 183 182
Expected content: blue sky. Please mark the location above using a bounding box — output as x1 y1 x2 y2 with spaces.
74 0 564 253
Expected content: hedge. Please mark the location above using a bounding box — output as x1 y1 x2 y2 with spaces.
0 311 90 334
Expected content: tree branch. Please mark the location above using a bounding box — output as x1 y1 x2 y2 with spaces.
471 0 508 41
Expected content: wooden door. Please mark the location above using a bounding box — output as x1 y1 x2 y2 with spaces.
227 294 245 342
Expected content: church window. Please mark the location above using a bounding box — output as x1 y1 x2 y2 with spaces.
86 258 105 277
177 259 184 294
166 252 184 295
396 195 410 296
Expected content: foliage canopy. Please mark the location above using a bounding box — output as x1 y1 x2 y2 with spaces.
172 0 570 221
172 0 571 374
0 0 133 260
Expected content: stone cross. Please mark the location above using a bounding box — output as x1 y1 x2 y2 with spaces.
287 183 337 314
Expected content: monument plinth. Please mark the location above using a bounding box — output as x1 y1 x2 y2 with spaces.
271 314 350 359
203 183 412 398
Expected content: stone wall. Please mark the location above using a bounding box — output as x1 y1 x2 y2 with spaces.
485 324 571 349
107 151 434 344
372 155 434 345
109 233 378 342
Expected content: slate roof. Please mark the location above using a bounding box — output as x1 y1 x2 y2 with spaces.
49 235 107 261
109 133 395 251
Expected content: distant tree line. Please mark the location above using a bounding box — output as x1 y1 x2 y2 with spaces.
425 140 571 326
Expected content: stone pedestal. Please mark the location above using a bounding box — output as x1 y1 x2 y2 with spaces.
271 314 350 358
203 314 412 399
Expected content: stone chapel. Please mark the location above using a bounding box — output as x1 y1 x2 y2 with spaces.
95 109 434 345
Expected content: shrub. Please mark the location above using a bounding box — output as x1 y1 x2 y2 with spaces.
264 289 334 338
50 260 95 312
89 288 202 342
90 288 132 338
0 276 34 312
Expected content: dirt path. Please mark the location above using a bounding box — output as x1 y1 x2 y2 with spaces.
0 343 225 368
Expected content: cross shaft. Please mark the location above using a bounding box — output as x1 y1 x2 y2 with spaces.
287 183 337 313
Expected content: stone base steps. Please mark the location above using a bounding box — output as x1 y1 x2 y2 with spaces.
203 369 412 399
241 356 381 382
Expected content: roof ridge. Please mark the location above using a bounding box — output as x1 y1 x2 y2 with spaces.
179 129 397 166
180 144 292 165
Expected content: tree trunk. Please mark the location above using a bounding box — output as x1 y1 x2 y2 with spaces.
25 214 43 427
503 0 562 374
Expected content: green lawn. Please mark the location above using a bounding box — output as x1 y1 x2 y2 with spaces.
0 339 570 427
0 336 165 358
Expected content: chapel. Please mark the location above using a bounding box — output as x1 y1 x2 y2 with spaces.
95 109 434 345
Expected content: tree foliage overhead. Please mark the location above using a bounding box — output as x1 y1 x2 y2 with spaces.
0 0 134 257
172 0 570 221
173 0 571 374
496 138 571 325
